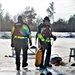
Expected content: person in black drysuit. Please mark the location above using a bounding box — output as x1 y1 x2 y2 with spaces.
11 16 32 70
37 16 56 68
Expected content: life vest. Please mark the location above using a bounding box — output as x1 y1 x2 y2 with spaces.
13 23 24 37
42 27 52 38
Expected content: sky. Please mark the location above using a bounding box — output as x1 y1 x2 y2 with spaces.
0 0 75 22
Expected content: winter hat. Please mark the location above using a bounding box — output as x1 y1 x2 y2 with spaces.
18 15 22 22
43 16 50 22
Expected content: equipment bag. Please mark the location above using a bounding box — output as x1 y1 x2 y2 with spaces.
50 56 62 66
35 46 43 67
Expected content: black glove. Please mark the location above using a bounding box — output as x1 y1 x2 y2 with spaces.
29 40 32 46
11 41 14 47
53 36 56 41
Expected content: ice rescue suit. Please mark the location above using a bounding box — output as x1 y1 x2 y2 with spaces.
37 24 55 66
11 22 31 68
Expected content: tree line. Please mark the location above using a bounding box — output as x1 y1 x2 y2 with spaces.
0 2 75 32
52 15 75 32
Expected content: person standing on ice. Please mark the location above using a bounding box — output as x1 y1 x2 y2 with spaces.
37 16 56 68
11 15 32 71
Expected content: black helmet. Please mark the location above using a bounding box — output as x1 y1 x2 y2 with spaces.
43 16 50 22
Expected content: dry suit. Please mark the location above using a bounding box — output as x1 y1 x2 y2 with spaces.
11 22 32 70
37 23 56 67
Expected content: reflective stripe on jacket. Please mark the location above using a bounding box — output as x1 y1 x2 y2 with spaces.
11 23 31 40
37 24 54 42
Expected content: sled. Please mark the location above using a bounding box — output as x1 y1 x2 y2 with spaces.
11 45 37 58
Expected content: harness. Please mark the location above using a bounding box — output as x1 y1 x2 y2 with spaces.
42 27 52 38
13 22 29 39
14 23 23 36
38 24 52 42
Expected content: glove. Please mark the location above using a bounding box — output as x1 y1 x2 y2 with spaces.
11 41 14 47
29 40 32 46
53 36 56 41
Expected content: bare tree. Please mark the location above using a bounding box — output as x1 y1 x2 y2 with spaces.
35 16 43 26
46 2 55 23
22 6 37 25
68 15 75 32
4 12 11 22
0 4 4 31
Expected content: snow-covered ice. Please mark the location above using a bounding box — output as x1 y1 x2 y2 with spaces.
0 32 75 75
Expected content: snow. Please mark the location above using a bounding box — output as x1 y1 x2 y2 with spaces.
0 32 75 75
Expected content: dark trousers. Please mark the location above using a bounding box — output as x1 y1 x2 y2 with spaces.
41 42 51 66
14 38 28 68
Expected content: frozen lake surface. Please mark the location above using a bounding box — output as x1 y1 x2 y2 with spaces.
0 32 75 75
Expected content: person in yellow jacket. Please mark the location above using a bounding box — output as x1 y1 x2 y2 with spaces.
37 16 56 68
11 15 32 71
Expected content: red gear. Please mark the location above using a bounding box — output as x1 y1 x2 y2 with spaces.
14 23 23 36
42 28 52 38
